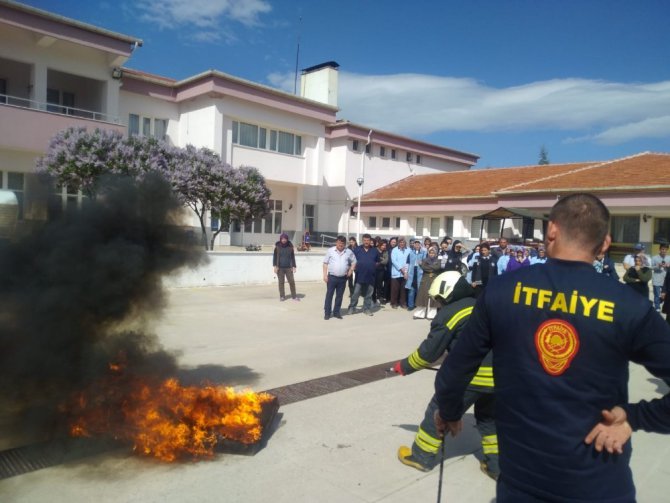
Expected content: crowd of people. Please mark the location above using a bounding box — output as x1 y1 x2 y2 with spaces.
274 229 669 324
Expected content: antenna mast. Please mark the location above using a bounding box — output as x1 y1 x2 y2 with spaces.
293 16 302 95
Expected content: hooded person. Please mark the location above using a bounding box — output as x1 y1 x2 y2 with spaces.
443 239 469 275
393 271 499 479
273 232 299 301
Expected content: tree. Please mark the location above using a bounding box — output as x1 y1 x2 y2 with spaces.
538 146 550 165
209 166 271 250
38 127 271 250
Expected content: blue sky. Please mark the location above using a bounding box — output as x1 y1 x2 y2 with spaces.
23 0 670 168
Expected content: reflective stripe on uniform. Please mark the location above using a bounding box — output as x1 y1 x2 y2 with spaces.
481 434 498 455
408 349 431 370
469 366 494 387
414 427 442 454
446 306 474 331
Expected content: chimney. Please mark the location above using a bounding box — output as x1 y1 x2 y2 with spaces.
300 61 339 107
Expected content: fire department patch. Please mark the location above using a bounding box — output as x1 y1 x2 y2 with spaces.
534 319 580 376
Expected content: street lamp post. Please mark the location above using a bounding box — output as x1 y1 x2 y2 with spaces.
356 130 373 243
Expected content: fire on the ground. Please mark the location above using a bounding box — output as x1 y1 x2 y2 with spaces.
65 365 274 462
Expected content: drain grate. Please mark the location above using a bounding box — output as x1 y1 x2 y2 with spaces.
0 361 401 479
263 361 398 406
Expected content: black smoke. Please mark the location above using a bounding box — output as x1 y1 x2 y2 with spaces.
0 174 206 446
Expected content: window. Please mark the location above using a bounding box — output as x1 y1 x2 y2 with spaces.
263 199 283 235
488 219 501 237
654 218 670 243
304 204 315 233
46 88 61 113
239 122 259 148
142 117 152 137
62 92 75 115
368 216 377 228
416 154 422 165
406 152 413 162
611 215 639 243
365 143 371 154
394 217 401 228
5 172 25 220
277 131 294 154
445 216 454 237
380 146 386 157
381 217 390 229
128 114 140 136
430 217 440 237
129 114 168 139
391 149 396 160
415 217 424 235
471 218 483 240
232 120 302 156
259 128 267 149
154 119 168 140
352 140 359 151
48 182 86 220
0 78 6 104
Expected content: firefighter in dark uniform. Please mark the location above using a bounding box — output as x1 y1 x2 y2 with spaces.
434 193 670 502
393 271 499 479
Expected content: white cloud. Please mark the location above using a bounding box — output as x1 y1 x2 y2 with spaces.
136 0 271 30
567 116 670 145
269 70 670 146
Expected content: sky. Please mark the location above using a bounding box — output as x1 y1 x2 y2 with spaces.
21 0 670 168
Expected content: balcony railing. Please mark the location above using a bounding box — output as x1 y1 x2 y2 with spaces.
0 93 121 124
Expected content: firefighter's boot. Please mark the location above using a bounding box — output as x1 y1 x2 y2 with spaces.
397 445 433 472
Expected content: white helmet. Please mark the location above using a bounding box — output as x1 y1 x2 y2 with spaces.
428 271 462 301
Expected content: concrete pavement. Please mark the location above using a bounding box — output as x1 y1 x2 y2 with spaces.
0 281 668 502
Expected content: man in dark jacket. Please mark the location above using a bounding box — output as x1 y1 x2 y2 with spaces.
347 234 380 316
272 233 298 301
434 193 670 502
393 271 498 479
469 242 497 294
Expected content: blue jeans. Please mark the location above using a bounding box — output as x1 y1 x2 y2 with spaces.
653 285 663 310
324 274 347 316
406 287 417 309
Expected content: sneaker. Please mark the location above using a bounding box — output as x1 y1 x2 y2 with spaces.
480 461 499 481
280 297 286 302
292 297 300 302
324 314 330 320
347 307 355 315
363 310 373 316
397 446 432 472
333 313 343 319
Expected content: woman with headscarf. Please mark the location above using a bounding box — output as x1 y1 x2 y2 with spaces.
506 246 530 273
413 244 442 318
273 232 298 301
623 254 652 298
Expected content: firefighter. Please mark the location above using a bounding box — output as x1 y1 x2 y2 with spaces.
433 193 670 501
393 270 498 479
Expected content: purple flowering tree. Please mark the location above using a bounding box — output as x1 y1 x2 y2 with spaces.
38 127 271 250
209 166 271 250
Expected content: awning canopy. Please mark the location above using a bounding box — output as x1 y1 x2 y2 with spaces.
472 207 548 242
472 207 548 221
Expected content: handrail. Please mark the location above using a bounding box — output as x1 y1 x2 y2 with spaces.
0 93 121 124
320 233 337 248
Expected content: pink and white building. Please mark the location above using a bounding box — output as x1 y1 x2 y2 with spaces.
0 1 477 245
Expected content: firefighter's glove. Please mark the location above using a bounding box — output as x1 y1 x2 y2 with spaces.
392 361 405 375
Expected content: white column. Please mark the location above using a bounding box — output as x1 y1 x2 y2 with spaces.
30 62 47 109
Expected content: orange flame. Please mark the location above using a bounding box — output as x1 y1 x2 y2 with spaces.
67 375 273 462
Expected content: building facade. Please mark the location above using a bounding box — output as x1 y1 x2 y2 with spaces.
359 152 670 258
0 1 477 246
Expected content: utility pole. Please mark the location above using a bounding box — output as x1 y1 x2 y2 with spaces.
356 130 373 243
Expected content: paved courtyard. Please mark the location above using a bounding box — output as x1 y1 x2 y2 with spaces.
0 281 668 502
